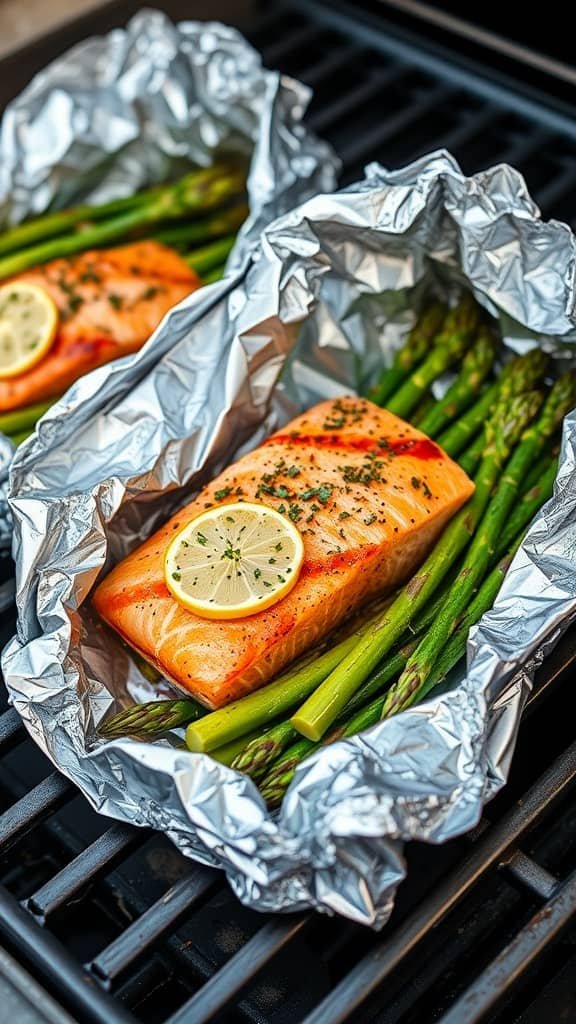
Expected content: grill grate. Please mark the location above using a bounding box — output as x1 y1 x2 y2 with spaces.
1 2 576 1023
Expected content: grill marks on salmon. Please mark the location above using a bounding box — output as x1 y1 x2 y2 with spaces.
0 241 200 411
93 397 475 708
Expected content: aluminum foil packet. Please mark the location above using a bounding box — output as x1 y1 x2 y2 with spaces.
4 150 576 928
0 7 338 542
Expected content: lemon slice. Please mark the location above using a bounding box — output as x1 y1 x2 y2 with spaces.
164 501 305 619
0 282 59 379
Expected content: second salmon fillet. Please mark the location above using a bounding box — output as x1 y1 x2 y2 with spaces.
93 397 474 707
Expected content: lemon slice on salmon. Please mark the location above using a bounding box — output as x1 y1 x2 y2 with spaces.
0 282 59 379
164 502 304 619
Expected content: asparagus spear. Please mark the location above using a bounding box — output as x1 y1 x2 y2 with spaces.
409 392 436 426
259 737 317 808
417 327 497 437
290 389 543 741
184 235 236 277
201 263 227 285
231 720 298 781
382 542 522 718
0 399 56 437
0 164 246 280
393 373 576 711
497 455 558 555
370 301 447 406
437 349 549 458
0 188 158 258
100 698 205 740
385 294 481 419
458 430 486 476
152 202 248 247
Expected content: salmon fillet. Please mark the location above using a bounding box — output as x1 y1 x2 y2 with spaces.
94 397 475 708
0 241 200 411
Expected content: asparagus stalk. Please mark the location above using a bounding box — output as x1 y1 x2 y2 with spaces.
0 164 246 280
437 349 549 458
409 392 436 427
184 235 236 277
152 202 248 247
201 263 227 285
259 737 317 808
10 429 32 446
231 720 298 781
209 729 263 766
393 373 576 710
100 698 205 740
0 399 55 437
385 294 481 419
458 430 486 476
0 189 158 258
382 542 522 718
370 301 447 406
291 390 543 742
417 327 497 437
497 455 558 555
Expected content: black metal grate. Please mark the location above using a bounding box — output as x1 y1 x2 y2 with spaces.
1 2 576 1023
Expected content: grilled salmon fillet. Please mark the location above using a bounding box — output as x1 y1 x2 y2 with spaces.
0 241 200 412
94 397 474 708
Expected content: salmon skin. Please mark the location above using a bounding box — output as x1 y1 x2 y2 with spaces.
94 397 475 708
0 241 200 412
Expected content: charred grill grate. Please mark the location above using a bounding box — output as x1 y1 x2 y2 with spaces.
1 2 576 1023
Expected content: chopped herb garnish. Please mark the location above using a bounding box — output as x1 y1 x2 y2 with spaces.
196 532 208 546
300 484 332 504
214 486 232 500
171 571 181 581
254 568 262 580
288 503 303 523
108 293 124 311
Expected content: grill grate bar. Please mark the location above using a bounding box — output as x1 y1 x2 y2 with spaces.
260 23 322 66
337 81 454 168
430 105 497 157
298 44 367 89
0 772 72 853
533 163 576 216
0 885 135 1024
26 823 143 921
300 739 576 1024
504 850 559 901
167 916 309 1024
466 819 559 900
439 868 576 1024
89 870 220 985
0 707 24 752
307 65 405 134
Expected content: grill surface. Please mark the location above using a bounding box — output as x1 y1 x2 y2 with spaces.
1 2 576 1022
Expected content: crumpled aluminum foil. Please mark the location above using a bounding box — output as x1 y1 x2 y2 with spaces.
0 8 338 544
4 150 576 928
